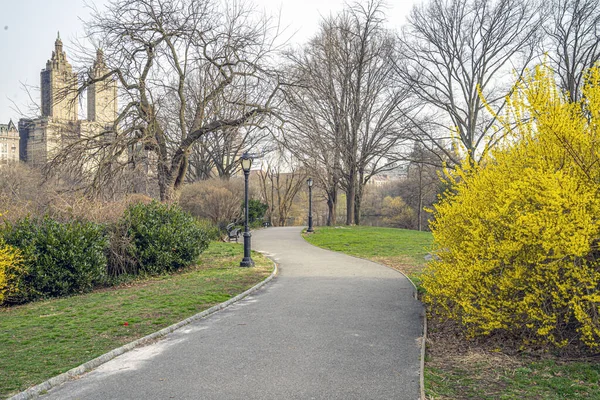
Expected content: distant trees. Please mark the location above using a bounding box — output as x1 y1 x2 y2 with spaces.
282 0 411 225
186 125 271 181
403 144 444 231
544 0 600 102
257 158 307 227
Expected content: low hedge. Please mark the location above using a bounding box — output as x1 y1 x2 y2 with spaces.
1 218 108 303
1 202 214 305
118 201 210 275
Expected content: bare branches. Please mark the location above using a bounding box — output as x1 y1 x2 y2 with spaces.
257 158 307 226
397 0 543 165
280 0 410 225
48 0 283 201
544 0 600 102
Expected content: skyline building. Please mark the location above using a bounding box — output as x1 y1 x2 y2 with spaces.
19 33 118 168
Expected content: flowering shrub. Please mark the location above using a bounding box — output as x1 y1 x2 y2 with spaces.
0 237 25 305
423 65 600 349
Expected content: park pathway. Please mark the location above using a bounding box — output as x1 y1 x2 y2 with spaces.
42 226 423 400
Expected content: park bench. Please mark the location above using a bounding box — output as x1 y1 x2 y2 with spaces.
226 223 241 242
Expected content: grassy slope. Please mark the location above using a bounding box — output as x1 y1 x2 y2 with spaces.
304 226 600 400
0 242 273 398
304 225 433 277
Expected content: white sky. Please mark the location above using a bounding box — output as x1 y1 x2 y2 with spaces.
0 0 416 123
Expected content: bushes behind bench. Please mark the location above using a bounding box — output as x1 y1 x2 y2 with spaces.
116 201 210 275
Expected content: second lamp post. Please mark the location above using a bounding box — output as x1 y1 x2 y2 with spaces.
240 153 254 267
307 177 314 233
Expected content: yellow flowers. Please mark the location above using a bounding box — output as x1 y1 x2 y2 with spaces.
0 238 24 305
423 64 600 349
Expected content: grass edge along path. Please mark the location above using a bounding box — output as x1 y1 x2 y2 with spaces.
0 242 274 399
303 226 600 400
302 225 432 282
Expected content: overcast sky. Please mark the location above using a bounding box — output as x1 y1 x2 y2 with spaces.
0 0 416 123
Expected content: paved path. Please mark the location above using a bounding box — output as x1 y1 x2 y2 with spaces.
43 227 423 400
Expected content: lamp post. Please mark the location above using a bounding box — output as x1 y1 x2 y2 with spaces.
307 177 314 233
240 152 255 267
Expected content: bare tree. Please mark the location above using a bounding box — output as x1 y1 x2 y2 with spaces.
279 84 342 225
178 178 243 225
188 125 271 181
282 0 410 225
187 139 216 181
49 0 283 201
256 159 306 227
544 0 600 102
397 0 543 165
404 144 444 231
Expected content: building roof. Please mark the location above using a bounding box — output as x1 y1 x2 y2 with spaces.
0 119 18 134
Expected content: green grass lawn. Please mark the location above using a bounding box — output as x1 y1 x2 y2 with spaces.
303 225 433 278
426 356 600 399
0 242 273 399
304 225 600 400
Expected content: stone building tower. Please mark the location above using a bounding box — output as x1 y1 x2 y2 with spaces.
87 49 117 125
0 120 19 165
40 32 78 121
19 34 118 168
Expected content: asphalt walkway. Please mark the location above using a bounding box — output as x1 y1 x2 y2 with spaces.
42 226 423 400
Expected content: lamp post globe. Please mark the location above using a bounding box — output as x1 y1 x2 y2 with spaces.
240 152 254 267
307 177 314 233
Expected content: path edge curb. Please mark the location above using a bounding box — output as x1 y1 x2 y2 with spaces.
301 229 428 400
8 260 278 400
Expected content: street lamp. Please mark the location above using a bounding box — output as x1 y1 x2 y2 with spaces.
240 152 255 267
307 177 314 233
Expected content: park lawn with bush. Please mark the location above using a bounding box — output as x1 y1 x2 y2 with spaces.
304 226 600 399
0 242 273 398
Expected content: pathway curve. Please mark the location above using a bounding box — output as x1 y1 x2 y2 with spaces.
42 226 423 400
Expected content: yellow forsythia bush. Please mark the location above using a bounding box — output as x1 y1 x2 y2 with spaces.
423 65 600 349
0 236 25 305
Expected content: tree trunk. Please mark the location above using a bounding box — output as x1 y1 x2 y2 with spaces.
326 184 338 225
354 185 362 226
354 170 365 226
418 163 423 231
345 167 356 225
157 163 171 202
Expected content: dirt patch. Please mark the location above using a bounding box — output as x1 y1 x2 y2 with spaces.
370 255 423 276
425 315 600 399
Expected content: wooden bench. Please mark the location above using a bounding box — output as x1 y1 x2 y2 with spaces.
226 223 241 242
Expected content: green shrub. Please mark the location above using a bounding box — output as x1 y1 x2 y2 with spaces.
1 217 108 302
195 218 222 241
121 201 209 274
247 199 268 224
